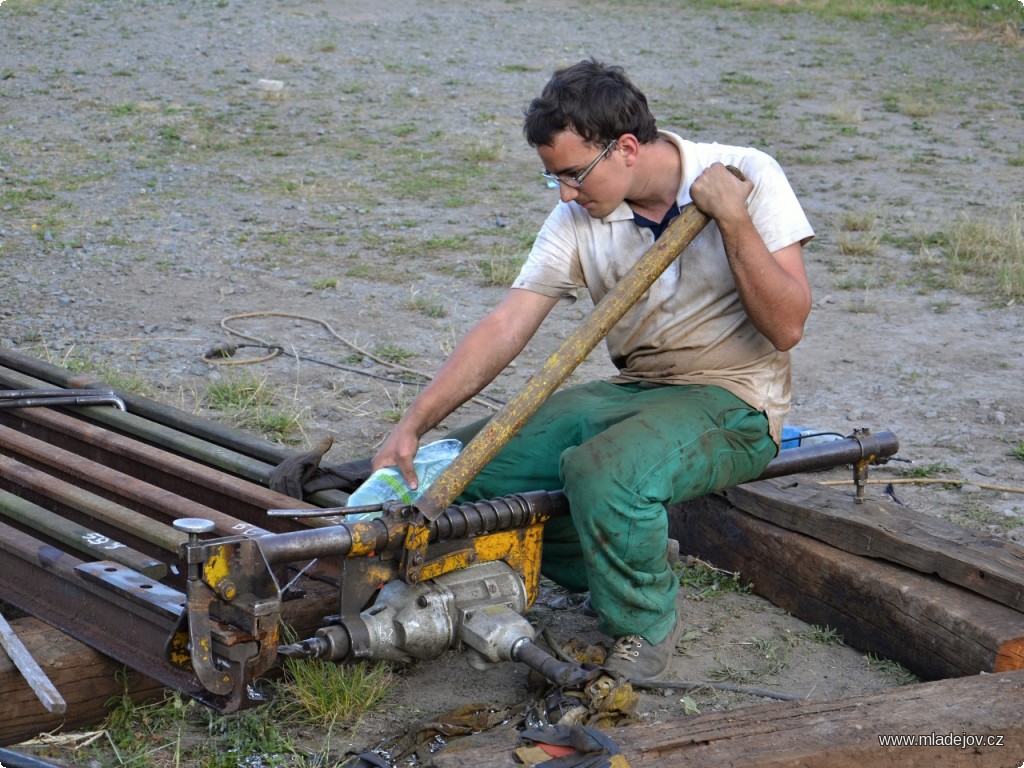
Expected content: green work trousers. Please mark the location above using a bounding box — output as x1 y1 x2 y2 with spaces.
447 381 776 645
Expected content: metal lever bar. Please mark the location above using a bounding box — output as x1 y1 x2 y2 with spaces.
0 388 126 411
0 608 67 715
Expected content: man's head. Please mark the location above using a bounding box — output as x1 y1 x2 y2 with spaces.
523 59 658 149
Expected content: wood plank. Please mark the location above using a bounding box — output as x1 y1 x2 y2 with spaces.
0 617 165 746
669 494 1024 680
721 478 1024 612
431 670 1024 767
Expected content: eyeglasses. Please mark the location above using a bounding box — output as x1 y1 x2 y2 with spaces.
541 141 616 189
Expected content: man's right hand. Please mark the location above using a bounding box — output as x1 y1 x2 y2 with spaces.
371 424 422 490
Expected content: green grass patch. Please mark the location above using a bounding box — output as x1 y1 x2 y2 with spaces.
277 658 396 727
930 207 1024 302
864 653 919 685
677 556 750 600
203 372 305 443
687 0 1020 33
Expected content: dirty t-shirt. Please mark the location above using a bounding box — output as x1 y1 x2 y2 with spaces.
511 132 815 444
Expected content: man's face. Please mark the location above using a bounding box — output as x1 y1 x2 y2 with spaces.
537 131 623 218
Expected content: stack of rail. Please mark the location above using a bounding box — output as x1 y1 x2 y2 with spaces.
0 350 346 744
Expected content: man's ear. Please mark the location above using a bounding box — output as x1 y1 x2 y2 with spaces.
616 133 641 167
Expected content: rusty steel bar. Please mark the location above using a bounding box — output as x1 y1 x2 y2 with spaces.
415 202 719 522
1 395 343 524
0 423 270 539
0 487 166 578
0 453 186 553
0 353 348 509
1 407 316 531
0 351 292 465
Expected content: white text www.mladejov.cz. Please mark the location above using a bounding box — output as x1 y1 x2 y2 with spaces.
878 732 1006 748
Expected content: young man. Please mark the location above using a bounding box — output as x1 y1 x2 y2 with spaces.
373 59 814 679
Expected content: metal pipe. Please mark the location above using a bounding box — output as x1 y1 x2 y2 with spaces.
2 407 318 531
0 352 291 464
0 487 166 578
0 354 348 512
757 429 899 480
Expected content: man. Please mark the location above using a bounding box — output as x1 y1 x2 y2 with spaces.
372 59 814 679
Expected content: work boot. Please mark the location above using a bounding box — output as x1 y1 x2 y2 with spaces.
580 539 680 617
603 614 684 681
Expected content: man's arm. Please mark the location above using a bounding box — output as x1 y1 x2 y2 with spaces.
372 287 560 487
690 163 812 351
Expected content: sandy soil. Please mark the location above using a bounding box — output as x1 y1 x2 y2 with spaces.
1 0 1023 763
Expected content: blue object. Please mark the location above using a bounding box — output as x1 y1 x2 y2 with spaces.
781 425 844 450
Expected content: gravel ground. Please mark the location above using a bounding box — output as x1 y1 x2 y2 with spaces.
2 0 1023 763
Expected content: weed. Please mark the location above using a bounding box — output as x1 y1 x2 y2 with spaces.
837 232 880 257
708 663 753 683
97 686 303 767
677 557 750 600
375 343 416 363
404 290 448 318
929 207 1024 302
795 625 844 646
277 658 396 727
840 211 878 233
477 254 525 287
826 99 862 125
203 373 305 443
864 653 919 685
1010 442 1024 461
310 277 338 290
896 461 955 478
679 696 701 715
945 504 1021 532
43 347 155 397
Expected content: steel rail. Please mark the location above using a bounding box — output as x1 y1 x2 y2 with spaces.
0 452 186 553
0 518 240 710
0 422 270 540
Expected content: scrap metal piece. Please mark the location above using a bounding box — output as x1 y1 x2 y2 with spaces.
0 608 66 715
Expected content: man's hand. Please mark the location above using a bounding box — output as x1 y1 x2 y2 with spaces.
689 162 754 224
372 424 422 490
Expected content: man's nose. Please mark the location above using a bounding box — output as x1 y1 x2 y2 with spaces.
558 183 580 203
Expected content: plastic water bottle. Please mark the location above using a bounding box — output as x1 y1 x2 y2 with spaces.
345 439 463 516
781 425 844 450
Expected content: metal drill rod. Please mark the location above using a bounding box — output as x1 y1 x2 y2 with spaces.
254 490 565 566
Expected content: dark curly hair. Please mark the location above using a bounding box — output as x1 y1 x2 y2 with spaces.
523 58 659 148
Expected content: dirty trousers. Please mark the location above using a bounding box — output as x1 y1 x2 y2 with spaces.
447 381 776 645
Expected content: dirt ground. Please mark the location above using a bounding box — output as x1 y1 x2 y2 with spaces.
2 0 1023 763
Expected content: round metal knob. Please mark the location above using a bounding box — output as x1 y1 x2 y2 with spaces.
173 518 216 535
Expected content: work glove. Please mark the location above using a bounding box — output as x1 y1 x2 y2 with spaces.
519 724 629 768
268 435 373 499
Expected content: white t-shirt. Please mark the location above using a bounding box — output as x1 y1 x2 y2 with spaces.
512 132 815 443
